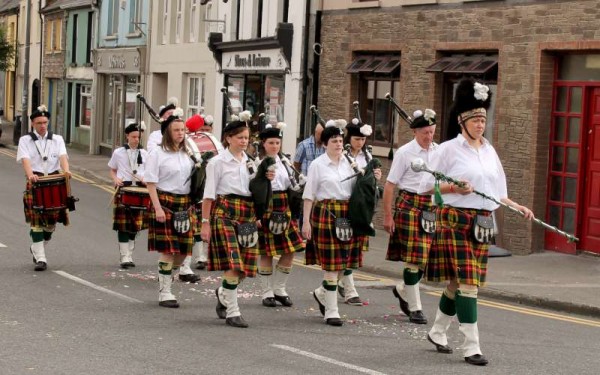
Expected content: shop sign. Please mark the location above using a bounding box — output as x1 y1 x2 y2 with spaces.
95 48 146 74
222 49 288 72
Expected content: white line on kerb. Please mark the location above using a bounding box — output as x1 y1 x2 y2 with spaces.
0 242 6 248
53 270 144 304
271 344 387 375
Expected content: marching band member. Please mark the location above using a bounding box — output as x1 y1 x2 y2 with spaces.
418 78 533 366
339 119 382 306
146 97 178 153
201 120 272 328
382 109 438 324
257 123 304 308
17 105 71 271
145 108 196 308
302 120 362 327
108 123 148 269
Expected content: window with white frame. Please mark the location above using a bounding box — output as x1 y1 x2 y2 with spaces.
187 76 205 118
107 0 119 36
162 0 170 44
175 0 183 43
129 0 142 34
190 0 198 42
204 1 212 42
79 85 92 127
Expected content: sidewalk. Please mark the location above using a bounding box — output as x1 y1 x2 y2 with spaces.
3 121 599 318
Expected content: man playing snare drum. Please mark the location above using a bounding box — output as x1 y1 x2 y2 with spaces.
108 123 149 269
16 105 71 271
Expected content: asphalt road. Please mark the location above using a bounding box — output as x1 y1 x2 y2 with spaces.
1 148 599 375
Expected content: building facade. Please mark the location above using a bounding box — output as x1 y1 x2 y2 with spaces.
319 0 600 255
0 0 19 123
93 0 148 155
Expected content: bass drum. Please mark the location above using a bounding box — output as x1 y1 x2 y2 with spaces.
188 132 224 155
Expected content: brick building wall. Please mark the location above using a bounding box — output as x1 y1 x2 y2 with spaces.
319 0 600 254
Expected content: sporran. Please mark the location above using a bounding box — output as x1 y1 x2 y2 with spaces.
420 210 437 234
172 210 191 234
268 211 289 235
237 222 258 248
334 217 353 242
473 214 494 244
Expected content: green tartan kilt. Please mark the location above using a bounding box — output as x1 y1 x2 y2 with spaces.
258 191 304 256
208 195 259 278
306 199 362 272
425 206 491 286
112 193 149 233
147 191 194 255
192 201 202 234
23 181 69 228
386 190 434 268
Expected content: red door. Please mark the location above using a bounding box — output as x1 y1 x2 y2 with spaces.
580 88 600 253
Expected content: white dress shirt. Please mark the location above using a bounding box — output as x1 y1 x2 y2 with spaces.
387 138 438 193
16 130 68 174
203 148 253 199
270 155 292 192
146 130 162 153
303 153 356 201
144 147 193 195
418 134 507 211
108 146 148 182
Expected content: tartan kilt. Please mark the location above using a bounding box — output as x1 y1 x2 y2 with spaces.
192 201 202 235
386 191 435 268
259 191 304 256
23 181 69 228
308 199 362 271
147 191 194 255
112 193 149 233
208 195 259 278
425 206 491 286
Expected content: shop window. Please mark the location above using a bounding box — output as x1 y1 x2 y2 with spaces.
187 76 206 118
265 76 285 127
76 84 92 127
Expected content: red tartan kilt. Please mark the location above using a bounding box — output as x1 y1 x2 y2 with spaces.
112 202 149 233
208 195 259 278
147 191 194 255
307 199 362 271
23 181 69 227
425 206 491 286
193 202 202 234
386 191 434 268
258 191 304 256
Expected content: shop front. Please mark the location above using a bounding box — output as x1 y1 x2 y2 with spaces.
93 48 145 155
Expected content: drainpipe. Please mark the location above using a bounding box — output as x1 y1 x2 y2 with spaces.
12 8 20 145
299 0 311 141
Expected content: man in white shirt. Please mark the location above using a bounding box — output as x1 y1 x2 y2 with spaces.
16 105 71 271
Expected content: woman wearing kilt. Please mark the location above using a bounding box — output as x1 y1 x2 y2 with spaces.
145 108 195 308
257 123 304 308
302 120 362 327
201 120 270 328
418 78 533 366
339 119 381 306
108 123 148 269
17 105 71 271
382 109 438 325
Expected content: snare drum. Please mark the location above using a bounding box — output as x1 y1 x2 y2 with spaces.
119 186 150 210
32 175 68 210
188 132 224 155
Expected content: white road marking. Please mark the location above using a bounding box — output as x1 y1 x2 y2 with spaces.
271 344 387 375
53 270 144 303
0 242 6 248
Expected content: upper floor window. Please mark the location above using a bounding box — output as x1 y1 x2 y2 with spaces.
187 75 205 118
45 19 62 53
175 0 183 43
190 0 199 42
203 1 212 42
129 0 143 34
162 0 170 44
107 0 120 36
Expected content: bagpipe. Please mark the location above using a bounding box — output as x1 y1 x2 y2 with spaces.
385 93 413 160
136 93 214 202
410 158 579 243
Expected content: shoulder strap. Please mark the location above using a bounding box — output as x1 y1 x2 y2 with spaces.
29 132 38 141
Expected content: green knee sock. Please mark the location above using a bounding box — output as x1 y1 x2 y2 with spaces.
455 291 477 324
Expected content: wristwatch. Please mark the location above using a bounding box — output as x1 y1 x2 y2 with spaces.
201 218 210 224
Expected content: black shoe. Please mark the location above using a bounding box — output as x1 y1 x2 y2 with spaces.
215 288 227 319
392 287 411 317
195 261 207 270
345 296 363 306
179 273 201 283
226 316 249 328
34 261 47 272
120 262 131 269
313 291 325 316
408 310 428 324
427 334 453 354
159 300 179 308
326 317 343 326
124 261 135 268
262 297 277 307
337 284 346 298
274 294 293 307
465 354 488 366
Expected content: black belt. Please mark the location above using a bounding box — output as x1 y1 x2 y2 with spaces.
273 190 286 194
123 181 146 187
222 194 252 201
33 171 60 177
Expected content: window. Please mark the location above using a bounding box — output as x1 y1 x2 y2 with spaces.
190 0 198 42
107 0 120 36
79 85 92 127
45 19 62 53
162 0 170 44
129 0 142 34
426 54 498 75
71 15 78 64
86 12 93 63
203 1 212 42
187 76 205 118
255 0 263 38
53 19 61 51
175 0 183 43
